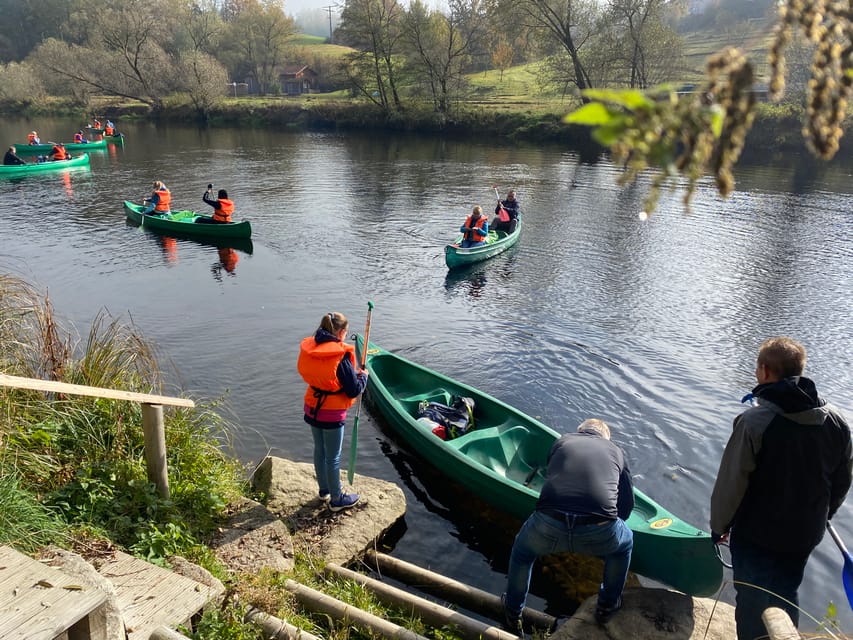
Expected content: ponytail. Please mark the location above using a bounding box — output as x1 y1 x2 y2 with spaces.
319 311 349 335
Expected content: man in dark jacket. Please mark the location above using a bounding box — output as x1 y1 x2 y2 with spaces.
502 419 634 633
493 190 520 234
711 336 852 640
3 146 26 166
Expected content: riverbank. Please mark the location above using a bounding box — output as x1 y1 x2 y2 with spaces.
5 94 847 159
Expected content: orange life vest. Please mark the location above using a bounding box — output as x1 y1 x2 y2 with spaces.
213 198 234 223
93 120 102 129
51 145 68 160
73 133 84 143
463 214 488 243
27 133 39 144
297 337 358 422
153 187 171 212
105 125 115 136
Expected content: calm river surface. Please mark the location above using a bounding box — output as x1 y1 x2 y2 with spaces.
2 116 852 627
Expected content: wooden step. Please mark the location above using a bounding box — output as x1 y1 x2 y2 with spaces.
0 545 109 640
95 551 224 640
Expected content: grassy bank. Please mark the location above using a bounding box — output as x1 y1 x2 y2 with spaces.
0 273 485 640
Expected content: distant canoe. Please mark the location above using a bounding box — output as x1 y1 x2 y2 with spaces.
15 138 108 155
445 221 521 269
123 201 252 239
0 154 90 178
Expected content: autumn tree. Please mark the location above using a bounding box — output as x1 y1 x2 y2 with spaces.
492 40 514 81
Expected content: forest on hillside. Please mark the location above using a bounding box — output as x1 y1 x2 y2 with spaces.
0 0 791 121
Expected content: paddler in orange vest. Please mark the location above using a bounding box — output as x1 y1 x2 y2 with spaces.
459 205 489 248
297 311 368 513
73 130 87 144
27 131 40 145
142 180 171 215
49 143 69 161
197 183 234 224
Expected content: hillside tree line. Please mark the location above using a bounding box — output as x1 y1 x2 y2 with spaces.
0 0 695 117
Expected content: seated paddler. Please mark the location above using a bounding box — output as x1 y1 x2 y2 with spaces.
459 205 489 248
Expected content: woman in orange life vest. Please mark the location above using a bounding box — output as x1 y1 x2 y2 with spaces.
104 120 116 136
49 143 69 161
297 312 368 512
27 131 40 145
73 131 87 144
459 205 489 248
197 184 234 224
142 180 171 215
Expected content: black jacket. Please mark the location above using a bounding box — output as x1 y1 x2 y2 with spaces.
536 431 634 521
711 376 852 553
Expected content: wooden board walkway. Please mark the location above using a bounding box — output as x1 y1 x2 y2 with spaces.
96 551 224 640
0 545 109 640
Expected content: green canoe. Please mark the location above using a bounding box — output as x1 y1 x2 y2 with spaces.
123 201 252 239
0 154 90 178
355 336 723 597
15 138 108 155
445 221 521 269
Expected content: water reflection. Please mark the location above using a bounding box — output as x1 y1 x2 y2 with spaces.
444 267 489 298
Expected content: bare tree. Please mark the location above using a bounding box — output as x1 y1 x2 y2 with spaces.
179 51 228 121
222 0 297 95
402 0 487 114
510 0 602 94
336 0 405 114
605 0 684 88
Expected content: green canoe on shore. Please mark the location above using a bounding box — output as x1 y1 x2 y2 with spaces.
355 336 724 597
14 138 109 155
445 221 521 269
0 154 90 178
123 201 252 239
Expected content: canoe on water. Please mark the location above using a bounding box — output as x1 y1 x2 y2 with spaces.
123 201 252 239
0 154 90 178
355 336 724 597
445 221 521 269
15 138 108 155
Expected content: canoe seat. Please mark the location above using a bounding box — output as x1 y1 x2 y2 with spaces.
449 425 545 486
399 390 453 415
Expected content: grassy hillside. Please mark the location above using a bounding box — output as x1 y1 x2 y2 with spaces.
679 17 776 82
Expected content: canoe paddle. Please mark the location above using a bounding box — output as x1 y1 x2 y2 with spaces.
347 301 374 485
826 521 853 610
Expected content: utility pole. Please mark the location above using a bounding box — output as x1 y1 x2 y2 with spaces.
323 4 335 43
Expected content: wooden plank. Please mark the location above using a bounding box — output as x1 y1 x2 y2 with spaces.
0 546 109 640
0 374 195 408
97 552 223 640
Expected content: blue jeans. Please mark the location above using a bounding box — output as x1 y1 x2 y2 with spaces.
731 536 810 640
461 240 485 248
504 511 633 617
311 425 344 499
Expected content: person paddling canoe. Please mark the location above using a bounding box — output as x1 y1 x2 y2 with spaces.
197 183 235 225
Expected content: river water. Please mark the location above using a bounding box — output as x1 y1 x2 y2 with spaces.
2 116 852 628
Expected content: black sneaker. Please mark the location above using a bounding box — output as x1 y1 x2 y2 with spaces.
500 593 523 636
594 596 622 624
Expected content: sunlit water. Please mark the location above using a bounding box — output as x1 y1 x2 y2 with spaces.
2 116 852 626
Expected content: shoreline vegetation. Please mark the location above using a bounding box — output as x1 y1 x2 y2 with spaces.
3 94 850 164
0 273 472 640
